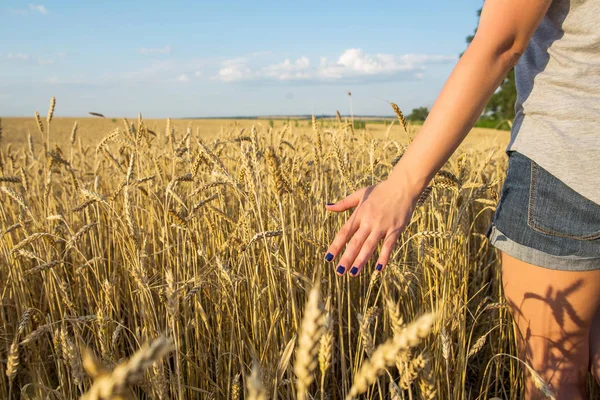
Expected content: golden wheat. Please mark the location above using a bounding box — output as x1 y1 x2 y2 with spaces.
294 283 324 400
81 337 173 400
0 101 555 399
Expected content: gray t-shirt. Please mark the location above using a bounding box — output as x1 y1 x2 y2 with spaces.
508 0 600 205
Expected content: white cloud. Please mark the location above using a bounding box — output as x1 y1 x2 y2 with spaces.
176 73 190 83
216 58 253 82
7 53 30 62
37 57 55 65
28 4 48 14
318 49 456 80
116 57 209 83
215 56 311 82
215 49 456 83
3 52 55 65
263 57 311 81
139 45 172 55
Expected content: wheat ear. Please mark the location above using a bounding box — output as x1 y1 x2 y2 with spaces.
294 283 324 400
81 337 173 400
246 361 267 400
346 312 436 399
390 102 408 133
6 339 19 384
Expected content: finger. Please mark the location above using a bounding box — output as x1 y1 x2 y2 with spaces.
326 188 366 212
375 231 401 272
348 231 383 277
336 228 370 276
325 213 361 262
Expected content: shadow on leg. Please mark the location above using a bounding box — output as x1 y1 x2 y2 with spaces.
589 307 600 386
501 252 600 400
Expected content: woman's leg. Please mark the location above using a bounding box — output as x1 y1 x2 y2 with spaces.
589 308 600 385
501 251 600 399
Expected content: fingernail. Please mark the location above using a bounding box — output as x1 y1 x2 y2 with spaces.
325 253 334 262
376 264 383 271
350 266 359 276
326 203 335 206
336 265 346 274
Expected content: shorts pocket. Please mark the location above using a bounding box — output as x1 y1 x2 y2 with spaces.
527 160 600 240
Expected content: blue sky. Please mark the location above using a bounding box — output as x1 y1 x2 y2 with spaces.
0 0 483 117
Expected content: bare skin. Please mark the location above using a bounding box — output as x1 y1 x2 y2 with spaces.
502 252 600 399
590 307 600 385
325 0 553 275
321 0 600 398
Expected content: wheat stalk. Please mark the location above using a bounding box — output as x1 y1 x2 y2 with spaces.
96 129 120 152
16 308 34 336
165 270 178 317
35 111 44 135
1 186 33 219
294 283 324 400
318 313 333 377
126 152 136 184
359 306 380 358
123 185 138 241
25 260 62 275
346 312 436 399
11 232 52 253
70 121 78 145
47 97 56 125
389 381 402 400
247 361 267 400
467 333 488 359
265 147 291 195
81 337 173 400
81 188 109 205
0 176 21 183
27 133 34 156
0 110 523 398
390 102 408 133
67 223 97 249
72 198 98 212
6 339 19 383
419 352 437 399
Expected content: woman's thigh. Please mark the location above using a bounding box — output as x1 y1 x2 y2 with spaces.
502 251 600 394
488 152 600 397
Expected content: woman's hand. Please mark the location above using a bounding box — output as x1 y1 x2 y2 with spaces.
324 176 420 277
322 0 553 278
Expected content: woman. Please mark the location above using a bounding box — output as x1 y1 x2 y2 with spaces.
324 0 600 398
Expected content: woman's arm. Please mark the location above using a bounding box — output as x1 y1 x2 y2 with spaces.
325 0 553 276
390 0 552 194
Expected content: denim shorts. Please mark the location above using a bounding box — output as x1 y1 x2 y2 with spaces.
487 151 600 271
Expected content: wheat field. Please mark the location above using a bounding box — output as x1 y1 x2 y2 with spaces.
1 99 587 399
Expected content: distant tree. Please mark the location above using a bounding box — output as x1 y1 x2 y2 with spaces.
407 107 429 121
353 120 366 130
466 7 517 122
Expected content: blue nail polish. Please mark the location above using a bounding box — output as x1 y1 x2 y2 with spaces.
376 263 383 271
336 265 346 274
325 253 334 262
350 266 359 276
